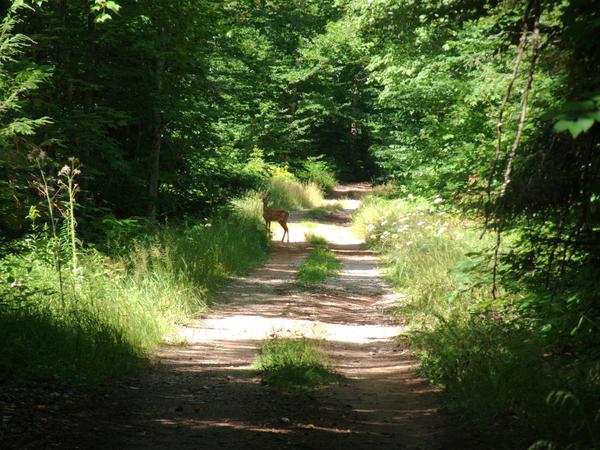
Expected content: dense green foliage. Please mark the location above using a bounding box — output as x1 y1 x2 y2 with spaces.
0 194 269 382
355 196 599 448
255 336 342 389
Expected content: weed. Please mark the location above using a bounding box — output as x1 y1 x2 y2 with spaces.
297 246 341 288
305 233 328 247
254 336 342 389
304 203 344 219
353 195 600 447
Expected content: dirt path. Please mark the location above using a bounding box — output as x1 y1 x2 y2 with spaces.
2 184 471 449
96 183 463 449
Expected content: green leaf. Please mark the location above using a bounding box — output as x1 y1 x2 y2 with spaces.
95 12 112 23
105 1 121 13
554 117 595 138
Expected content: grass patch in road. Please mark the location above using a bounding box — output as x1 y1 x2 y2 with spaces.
255 337 343 389
304 203 344 219
297 246 341 288
305 233 328 247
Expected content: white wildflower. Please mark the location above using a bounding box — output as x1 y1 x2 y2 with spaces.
58 165 70 176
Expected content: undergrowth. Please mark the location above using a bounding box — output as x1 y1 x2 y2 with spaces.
0 193 269 384
296 156 337 194
255 335 342 389
353 194 600 449
267 171 322 211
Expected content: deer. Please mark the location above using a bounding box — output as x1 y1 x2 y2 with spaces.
261 193 290 243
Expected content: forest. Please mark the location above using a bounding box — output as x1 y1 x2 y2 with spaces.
1 0 599 448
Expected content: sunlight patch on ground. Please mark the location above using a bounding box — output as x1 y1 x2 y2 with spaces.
323 198 361 210
269 199 363 245
157 418 293 434
177 315 402 345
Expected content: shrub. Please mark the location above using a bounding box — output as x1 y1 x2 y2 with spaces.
296 157 337 194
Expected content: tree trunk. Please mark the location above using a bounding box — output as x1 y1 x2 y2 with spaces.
147 31 165 219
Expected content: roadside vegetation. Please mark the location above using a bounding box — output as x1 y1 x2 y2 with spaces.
255 334 342 389
354 195 600 449
0 164 327 384
267 170 323 211
0 192 270 383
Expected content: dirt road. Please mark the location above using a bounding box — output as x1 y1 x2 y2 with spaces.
3 184 470 449
105 183 464 449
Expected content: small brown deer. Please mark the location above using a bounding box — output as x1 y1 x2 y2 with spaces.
261 193 289 243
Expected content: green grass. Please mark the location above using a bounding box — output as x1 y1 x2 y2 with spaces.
353 195 485 321
305 233 328 247
0 192 269 384
267 173 323 210
304 203 343 219
254 336 343 389
297 246 341 288
352 195 600 448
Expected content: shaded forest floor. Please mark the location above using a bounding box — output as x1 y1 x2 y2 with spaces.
1 184 477 449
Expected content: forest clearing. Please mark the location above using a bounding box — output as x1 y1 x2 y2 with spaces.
1 0 599 449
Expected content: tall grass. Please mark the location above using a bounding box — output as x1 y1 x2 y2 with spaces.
353 196 485 321
267 173 323 210
0 194 269 383
353 195 600 448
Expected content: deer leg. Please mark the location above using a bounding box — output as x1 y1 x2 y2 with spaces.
279 220 289 243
